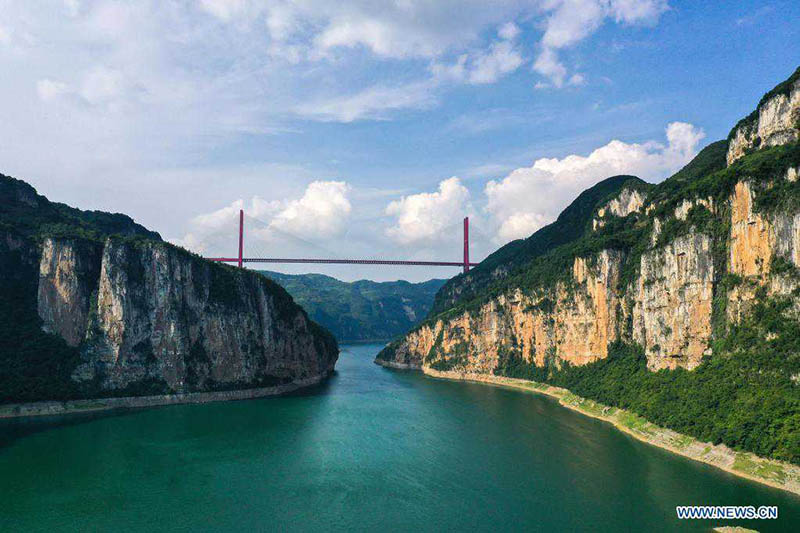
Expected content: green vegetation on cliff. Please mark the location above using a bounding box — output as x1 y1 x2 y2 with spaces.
260 270 445 342
0 174 336 404
495 294 800 463
0 236 83 403
383 67 800 464
728 65 800 141
0 173 162 243
386 141 800 464
432 174 651 315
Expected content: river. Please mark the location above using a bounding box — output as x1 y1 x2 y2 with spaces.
1 343 798 532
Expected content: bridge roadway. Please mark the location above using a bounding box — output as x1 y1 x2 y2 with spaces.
203 210 475 272
206 257 480 267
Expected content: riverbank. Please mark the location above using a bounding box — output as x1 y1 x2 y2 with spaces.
377 360 800 497
0 372 331 419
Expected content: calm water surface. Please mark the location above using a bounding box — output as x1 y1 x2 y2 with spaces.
1 343 798 532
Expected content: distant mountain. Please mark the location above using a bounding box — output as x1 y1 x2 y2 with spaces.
260 271 447 342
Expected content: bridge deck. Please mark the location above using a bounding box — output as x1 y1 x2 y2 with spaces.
206 258 479 267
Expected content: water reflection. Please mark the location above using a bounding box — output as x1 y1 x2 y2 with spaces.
0 343 798 532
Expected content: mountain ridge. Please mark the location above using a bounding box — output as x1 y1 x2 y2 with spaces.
378 65 800 465
1 174 338 405
260 270 446 342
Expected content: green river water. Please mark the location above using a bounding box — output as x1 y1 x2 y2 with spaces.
1 343 798 532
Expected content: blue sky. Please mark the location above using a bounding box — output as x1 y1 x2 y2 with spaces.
1 0 798 281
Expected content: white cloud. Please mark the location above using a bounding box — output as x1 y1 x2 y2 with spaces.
178 196 282 253
1 0 677 283
541 0 606 50
485 121 704 243
63 0 81 17
385 177 470 245
568 73 586 86
269 181 352 238
496 212 551 243
79 66 128 105
294 81 438 122
36 79 69 101
199 0 250 22
178 181 351 254
431 22 524 85
498 22 521 40
534 0 669 87
467 40 524 84
532 48 568 88
609 0 670 24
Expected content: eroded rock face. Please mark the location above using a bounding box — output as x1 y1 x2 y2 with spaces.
674 197 714 220
380 69 800 384
633 234 714 370
383 251 624 372
37 239 101 347
602 188 646 218
729 182 772 278
726 180 800 322
383 165 800 374
727 77 800 165
560 253 621 364
594 188 645 229
35 238 338 394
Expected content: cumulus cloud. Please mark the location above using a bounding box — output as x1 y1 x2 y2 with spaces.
0 0 676 282
466 38 524 84
385 177 470 245
178 196 282 253
269 181 352 238
533 0 669 87
432 23 524 85
178 181 351 254
532 48 569 88
496 212 551 244
486 121 704 243
498 22 521 40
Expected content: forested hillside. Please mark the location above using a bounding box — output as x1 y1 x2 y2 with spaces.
378 66 800 464
1 175 337 404
261 270 445 342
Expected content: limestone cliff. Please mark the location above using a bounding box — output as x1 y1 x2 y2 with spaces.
380 229 716 373
378 66 800 380
379 68 800 467
633 233 714 369
727 67 800 165
1 175 338 404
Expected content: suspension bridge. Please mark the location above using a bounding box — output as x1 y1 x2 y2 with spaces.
204 209 479 273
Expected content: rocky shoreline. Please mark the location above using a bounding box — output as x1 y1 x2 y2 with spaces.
0 371 332 419
376 359 800 497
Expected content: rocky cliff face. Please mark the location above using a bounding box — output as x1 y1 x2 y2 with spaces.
380 228 718 373
633 233 714 370
727 68 800 165
1 175 338 403
384 249 625 372
593 187 646 230
378 67 800 379
38 237 337 395
725 176 800 322
381 172 800 375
